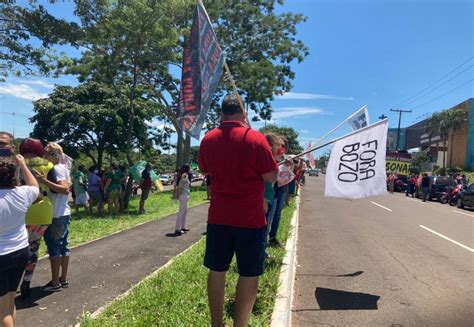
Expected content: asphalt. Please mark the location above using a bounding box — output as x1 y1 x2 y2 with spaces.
15 203 210 327
292 176 474 326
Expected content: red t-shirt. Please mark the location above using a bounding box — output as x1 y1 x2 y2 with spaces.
198 121 278 228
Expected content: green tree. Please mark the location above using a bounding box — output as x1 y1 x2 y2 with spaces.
0 2 83 80
30 82 158 170
443 108 467 168
65 0 308 169
426 108 467 169
259 124 303 154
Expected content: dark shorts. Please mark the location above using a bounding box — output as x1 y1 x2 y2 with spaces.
88 190 102 203
204 224 267 277
141 187 151 201
44 215 70 258
0 247 29 296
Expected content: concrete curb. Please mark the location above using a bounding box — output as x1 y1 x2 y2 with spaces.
77 239 203 326
270 194 301 327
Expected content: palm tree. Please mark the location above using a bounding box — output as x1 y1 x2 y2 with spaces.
442 108 467 167
425 112 443 166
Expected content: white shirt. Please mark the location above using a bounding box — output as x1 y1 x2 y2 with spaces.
48 164 71 218
0 186 39 255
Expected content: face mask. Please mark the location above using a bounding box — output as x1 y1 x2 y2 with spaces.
0 148 12 157
276 147 286 156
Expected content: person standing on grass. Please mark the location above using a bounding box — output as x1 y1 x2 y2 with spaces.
138 163 153 214
87 166 103 215
104 163 123 216
39 143 72 292
174 171 190 235
18 138 54 298
263 133 285 256
72 165 90 215
0 154 39 327
205 175 211 201
199 95 278 327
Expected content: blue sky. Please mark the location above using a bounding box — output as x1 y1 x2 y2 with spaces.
0 0 472 156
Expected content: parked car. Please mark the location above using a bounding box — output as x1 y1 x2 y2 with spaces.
457 183 474 209
415 176 454 201
308 169 319 177
159 174 174 185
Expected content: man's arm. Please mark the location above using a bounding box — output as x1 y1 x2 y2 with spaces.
262 169 278 184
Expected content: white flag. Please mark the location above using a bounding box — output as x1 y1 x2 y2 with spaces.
347 105 369 131
325 120 388 199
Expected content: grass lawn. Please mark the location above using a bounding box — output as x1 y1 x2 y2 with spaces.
81 197 297 326
38 187 208 257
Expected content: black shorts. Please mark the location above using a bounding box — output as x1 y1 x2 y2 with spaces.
0 247 29 296
204 224 267 277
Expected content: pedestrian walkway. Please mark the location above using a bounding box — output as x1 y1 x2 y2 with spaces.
16 203 209 326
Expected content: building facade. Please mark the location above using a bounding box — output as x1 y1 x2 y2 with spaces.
395 98 473 170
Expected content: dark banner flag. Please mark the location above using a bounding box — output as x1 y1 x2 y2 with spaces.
176 1 225 140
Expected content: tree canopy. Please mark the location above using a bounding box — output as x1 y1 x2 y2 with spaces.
29 81 159 170
0 1 83 80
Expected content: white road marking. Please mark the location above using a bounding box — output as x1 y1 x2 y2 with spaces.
452 210 474 218
419 225 474 253
370 201 392 212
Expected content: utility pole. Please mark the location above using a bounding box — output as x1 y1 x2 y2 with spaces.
378 114 387 120
390 108 412 151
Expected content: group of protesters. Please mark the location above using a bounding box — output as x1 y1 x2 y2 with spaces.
388 171 470 203
0 134 71 326
0 132 193 326
0 95 307 327
198 95 306 327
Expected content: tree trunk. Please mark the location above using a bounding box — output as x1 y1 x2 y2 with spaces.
449 131 454 168
442 137 446 170
97 146 104 172
183 133 191 165
176 130 183 170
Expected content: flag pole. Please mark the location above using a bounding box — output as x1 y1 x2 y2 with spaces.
198 0 250 127
312 105 368 147
224 61 251 127
280 119 387 164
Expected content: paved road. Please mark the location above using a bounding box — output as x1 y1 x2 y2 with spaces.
292 176 474 326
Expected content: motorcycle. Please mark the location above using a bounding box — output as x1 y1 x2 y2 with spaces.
439 185 462 206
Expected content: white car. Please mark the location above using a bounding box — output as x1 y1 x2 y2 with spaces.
159 175 173 185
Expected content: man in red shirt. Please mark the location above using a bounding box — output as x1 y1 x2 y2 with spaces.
199 95 278 327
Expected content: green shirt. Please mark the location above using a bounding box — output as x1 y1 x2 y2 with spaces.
107 170 125 192
72 170 87 195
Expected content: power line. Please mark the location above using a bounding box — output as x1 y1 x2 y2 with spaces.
394 56 473 108
411 78 473 110
0 111 30 118
399 64 473 108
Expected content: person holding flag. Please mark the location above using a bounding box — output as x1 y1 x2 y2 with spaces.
199 95 278 327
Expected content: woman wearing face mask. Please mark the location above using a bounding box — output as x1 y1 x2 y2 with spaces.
263 133 285 255
18 138 54 298
267 137 292 249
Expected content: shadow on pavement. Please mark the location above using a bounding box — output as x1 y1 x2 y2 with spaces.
296 270 364 278
15 287 54 310
315 287 380 310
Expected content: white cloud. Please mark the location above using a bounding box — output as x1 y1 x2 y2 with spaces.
0 83 48 101
300 130 310 134
21 80 55 89
271 107 326 120
277 92 354 101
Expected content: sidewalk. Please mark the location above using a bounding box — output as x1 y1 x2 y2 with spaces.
16 203 209 327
